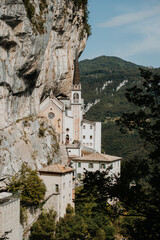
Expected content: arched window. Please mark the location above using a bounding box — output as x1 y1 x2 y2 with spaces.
88 163 94 168
73 92 79 103
66 134 69 144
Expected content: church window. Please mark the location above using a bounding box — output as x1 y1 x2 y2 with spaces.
66 128 69 132
83 125 86 129
73 92 79 103
78 162 81 168
90 125 92 129
88 163 94 168
100 164 106 169
63 183 65 189
90 135 92 139
55 184 59 192
58 119 60 127
48 112 55 119
66 135 69 144
83 135 85 139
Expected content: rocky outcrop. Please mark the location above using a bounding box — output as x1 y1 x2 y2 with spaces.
0 0 87 129
0 0 88 177
0 116 60 176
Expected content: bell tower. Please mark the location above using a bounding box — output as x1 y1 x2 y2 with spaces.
71 54 82 143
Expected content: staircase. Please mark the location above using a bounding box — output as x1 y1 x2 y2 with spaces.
59 144 69 165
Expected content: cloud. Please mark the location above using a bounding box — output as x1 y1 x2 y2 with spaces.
114 16 160 59
99 6 160 28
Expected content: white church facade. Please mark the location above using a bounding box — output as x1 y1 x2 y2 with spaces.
39 56 101 157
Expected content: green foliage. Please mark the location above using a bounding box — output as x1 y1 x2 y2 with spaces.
56 204 90 240
80 56 160 159
20 206 28 225
22 0 48 34
73 0 91 37
23 0 35 20
29 210 56 240
75 171 115 240
8 163 46 208
38 121 46 137
111 69 160 239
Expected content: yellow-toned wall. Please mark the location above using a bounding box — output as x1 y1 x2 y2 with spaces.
40 102 63 143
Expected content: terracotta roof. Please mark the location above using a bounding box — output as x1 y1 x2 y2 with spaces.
82 119 101 124
39 164 73 174
70 153 122 162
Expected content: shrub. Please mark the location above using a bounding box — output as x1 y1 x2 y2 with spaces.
8 163 46 208
29 210 56 240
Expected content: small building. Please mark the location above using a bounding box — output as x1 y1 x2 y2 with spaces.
82 119 101 153
71 152 121 179
39 164 74 219
0 192 21 240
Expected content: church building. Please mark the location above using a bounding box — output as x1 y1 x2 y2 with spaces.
39 56 101 157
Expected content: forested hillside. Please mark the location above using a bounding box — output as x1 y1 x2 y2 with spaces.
80 56 160 159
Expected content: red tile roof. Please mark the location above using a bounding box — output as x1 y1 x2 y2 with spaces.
70 152 122 162
39 164 73 174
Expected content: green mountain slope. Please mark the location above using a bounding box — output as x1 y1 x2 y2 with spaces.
80 56 160 159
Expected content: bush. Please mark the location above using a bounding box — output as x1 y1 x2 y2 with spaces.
29 210 56 240
8 163 46 208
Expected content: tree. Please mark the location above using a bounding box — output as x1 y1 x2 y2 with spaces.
55 204 90 240
29 210 56 240
114 69 160 239
8 163 46 208
75 171 115 240
76 69 160 239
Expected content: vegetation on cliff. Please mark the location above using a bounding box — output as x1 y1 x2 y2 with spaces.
22 0 48 33
8 163 46 208
73 0 91 37
22 0 91 36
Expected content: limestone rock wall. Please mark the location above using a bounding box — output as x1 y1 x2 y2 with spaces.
0 116 60 175
0 0 87 128
0 0 87 176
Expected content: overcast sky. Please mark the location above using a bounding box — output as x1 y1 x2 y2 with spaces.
80 0 160 68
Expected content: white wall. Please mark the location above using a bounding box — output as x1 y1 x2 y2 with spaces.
67 148 81 157
73 160 121 179
82 121 101 153
82 123 95 149
95 122 101 153
0 198 21 240
39 172 73 218
65 116 73 143
61 173 73 217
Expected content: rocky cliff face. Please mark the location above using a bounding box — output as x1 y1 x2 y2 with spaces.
0 0 87 128
0 0 88 176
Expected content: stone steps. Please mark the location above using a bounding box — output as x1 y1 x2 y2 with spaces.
59 144 69 165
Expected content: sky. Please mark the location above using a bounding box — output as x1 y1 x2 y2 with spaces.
80 0 160 68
